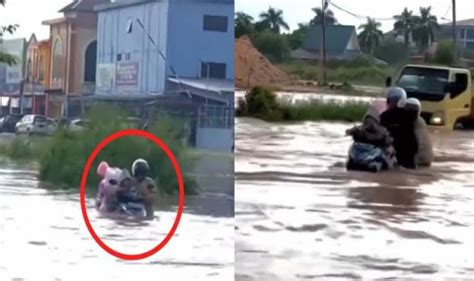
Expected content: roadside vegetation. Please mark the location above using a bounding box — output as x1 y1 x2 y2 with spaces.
236 86 368 122
278 57 399 87
235 5 470 88
0 105 198 195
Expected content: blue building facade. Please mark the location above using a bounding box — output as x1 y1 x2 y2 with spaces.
94 0 234 96
94 0 234 152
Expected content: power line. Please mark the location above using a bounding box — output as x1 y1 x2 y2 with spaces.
442 2 452 19
329 1 395 21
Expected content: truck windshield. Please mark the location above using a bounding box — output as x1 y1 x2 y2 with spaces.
397 67 449 95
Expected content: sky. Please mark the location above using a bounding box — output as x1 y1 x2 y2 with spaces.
236 0 474 33
1 0 473 40
0 0 71 40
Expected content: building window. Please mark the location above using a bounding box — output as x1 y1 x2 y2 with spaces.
38 56 44 82
52 38 63 82
466 29 474 40
201 62 226 79
117 53 122 61
466 41 474 49
458 28 466 40
126 53 131 60
203 15 228 32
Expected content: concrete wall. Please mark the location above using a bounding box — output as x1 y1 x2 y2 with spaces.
96 1 169 94
166 0 234 80
196 127 233 152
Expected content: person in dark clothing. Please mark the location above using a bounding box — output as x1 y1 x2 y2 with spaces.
380 87 418 169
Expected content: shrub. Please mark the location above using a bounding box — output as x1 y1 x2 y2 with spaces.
245 86 280 117
431 40 456 66
237 86 369 122
39 105 198 194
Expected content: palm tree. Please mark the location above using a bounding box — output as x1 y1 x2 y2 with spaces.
0 0 5 6
413 6 440 51
235 12 254 38
358 18 384 55
310 7 338 25
393 8 415 47
258 7 290 34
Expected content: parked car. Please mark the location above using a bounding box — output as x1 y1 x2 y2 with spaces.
0 114 24 133
46 118 58 135
15 115 51 135
66 118 89 132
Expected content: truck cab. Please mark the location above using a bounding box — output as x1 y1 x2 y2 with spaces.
389 64 473 129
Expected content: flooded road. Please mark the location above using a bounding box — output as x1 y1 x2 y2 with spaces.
235 117 474 280
0 154 234 281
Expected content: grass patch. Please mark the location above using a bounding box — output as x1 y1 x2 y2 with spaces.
237 86 369 122
0 105 198 195
0 136 49 161
277 60 398 87
279 100 368 122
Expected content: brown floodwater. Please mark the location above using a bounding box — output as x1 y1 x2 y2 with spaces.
0 155 234 281
235 117 474 280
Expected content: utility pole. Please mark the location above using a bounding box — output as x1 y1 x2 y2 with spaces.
452 0 457 61
321 0 328 84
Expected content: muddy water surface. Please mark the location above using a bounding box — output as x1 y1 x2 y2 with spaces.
235 91 376 105
236 117 474 280
0 154 234 281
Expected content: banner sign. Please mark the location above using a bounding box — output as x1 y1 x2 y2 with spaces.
116 62 139 87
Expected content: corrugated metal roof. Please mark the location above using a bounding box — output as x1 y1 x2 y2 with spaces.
168 77 233 93
60 0 109 13
441 18 474 27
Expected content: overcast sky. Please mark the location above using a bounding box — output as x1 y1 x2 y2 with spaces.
236 0 474 33
0 0 70 40
1 0 473 40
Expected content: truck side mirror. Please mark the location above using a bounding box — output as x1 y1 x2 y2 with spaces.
385 76 392 87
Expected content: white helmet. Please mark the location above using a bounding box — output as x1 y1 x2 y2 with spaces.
386 87 407 102
404 97 422 114
132 158 150 177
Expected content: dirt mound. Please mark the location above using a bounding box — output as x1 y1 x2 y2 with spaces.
235 36 293 89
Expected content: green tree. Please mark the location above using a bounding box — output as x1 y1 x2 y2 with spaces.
286 23 309 50
254 31 290 62
0 0 18 65
413 6 440 51
374 38 409 64
431 40 455 65
358 18 384 55
235 12 254 39
393 8 415 47
310 8 338 25
258 7 289 34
